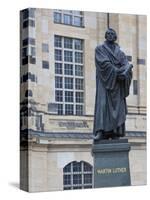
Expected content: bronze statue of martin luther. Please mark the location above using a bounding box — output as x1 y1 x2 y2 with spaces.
93 28 133 141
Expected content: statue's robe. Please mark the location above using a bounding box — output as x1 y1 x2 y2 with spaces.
93 42 132 137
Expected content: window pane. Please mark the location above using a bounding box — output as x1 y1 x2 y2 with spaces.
54 36 84 116
64 64 73 75
63 175 71 185
29 56 36 64
63 163 71 172
64 14 72 25
54 12 62 23
42 60 49 69
73 162 81 172
75 78 83 90
75 52 83 63
64 37 73 49
54 35 62 47
76 105 83 115
65 104 73 115
84 174 92 184
55 63 62 74
75 39 83 50
84 163 92 171
73 174 82 184
63 161 93 190
64 51 73 62
74 16 82 26
55 90 63 102
54 10 84 27
65 91 73 102
75 65 83 76
57 104 63 115
75 92 84 103
55 49 62 61
65 77 73 89
30 47 36 57
55 76 63 88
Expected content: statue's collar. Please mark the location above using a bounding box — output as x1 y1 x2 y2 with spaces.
103 41 120 57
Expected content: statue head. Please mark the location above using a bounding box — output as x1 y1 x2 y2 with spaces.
105 28 117 43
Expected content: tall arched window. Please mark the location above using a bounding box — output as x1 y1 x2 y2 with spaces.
63 161 93 190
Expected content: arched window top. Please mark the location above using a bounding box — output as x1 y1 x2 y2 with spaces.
63 161 93 190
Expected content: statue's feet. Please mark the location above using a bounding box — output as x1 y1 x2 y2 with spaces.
93 132 103 141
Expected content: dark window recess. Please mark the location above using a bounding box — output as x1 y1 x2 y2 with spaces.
127 55 132 62
25 90 33 97
29 56 36 64
42 60 49 69
22 56 36 65
133 80 138 95
23 38 35 46
22 9 29 20
23 20 35 28
22 47 28 57
22 8 35 20
22 57 28 65
137 58 146 65
22 72 37 82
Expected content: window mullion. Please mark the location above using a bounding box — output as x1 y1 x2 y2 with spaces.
73 39 76 115
71 162 73 189
62 37 65 115
81 161 84 188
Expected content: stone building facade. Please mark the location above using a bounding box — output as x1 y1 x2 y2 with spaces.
20 8 147 192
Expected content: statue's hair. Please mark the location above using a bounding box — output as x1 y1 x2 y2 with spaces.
105 28 117 41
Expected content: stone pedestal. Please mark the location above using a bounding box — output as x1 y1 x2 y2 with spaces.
92 139 131 188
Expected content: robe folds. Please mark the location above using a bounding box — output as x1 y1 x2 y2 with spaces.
93 42 132 136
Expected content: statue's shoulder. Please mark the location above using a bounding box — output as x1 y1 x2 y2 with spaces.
95 44 103 51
